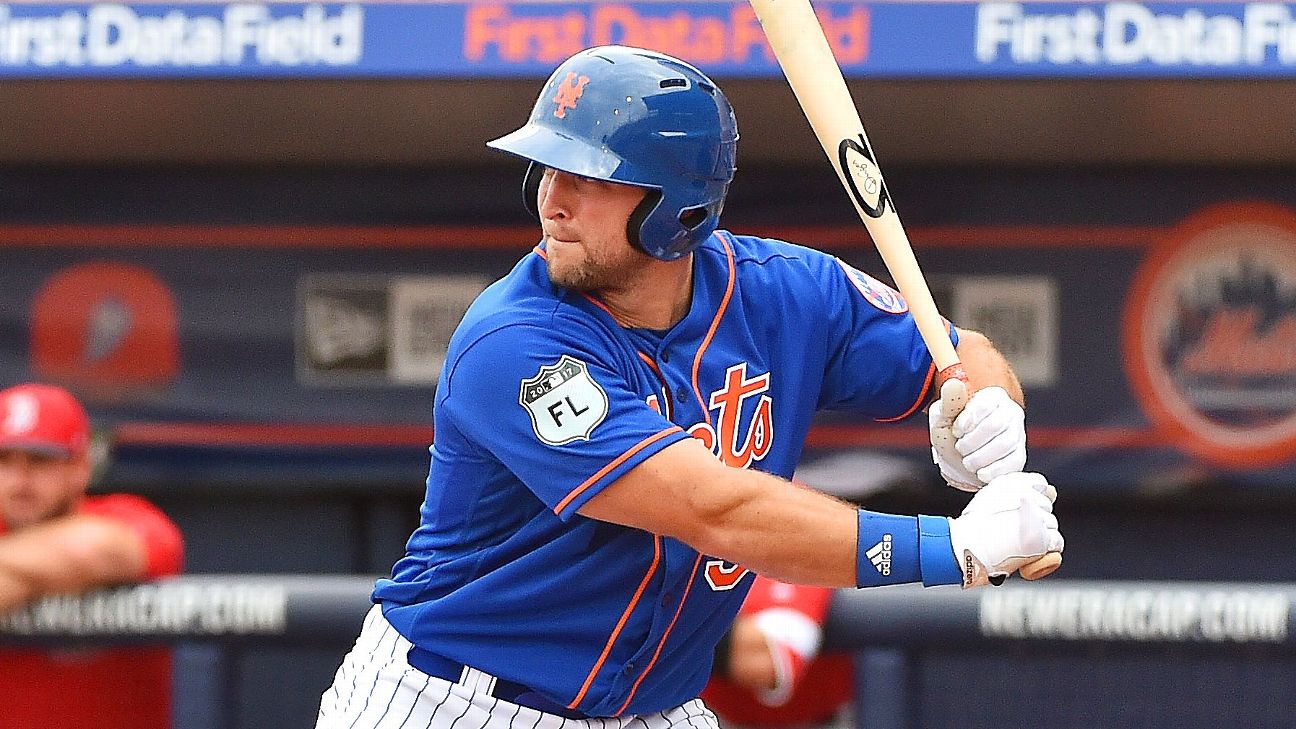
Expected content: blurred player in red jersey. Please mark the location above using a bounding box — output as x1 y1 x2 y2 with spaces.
703 577 853 729
0 383 184 729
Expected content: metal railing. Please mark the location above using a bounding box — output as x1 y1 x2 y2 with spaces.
4 577 1293 728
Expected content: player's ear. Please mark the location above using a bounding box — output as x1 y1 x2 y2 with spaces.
67 451 95 495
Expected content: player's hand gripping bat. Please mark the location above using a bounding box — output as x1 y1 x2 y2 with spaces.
747 0 1061 581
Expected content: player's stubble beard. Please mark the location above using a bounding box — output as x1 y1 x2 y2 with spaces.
1 489 78 531
0 455 86 530
545 234 652 294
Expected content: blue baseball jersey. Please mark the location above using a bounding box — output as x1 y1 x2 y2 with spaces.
374 230 957 717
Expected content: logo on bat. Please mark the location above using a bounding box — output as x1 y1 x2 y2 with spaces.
552 72 590 119
838 134 890 218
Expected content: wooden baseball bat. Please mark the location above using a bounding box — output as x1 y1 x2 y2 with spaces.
748 0 1060 581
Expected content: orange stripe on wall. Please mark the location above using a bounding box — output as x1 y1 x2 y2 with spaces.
0 224 538 249
753 224 1161 249
114 422 434 448
0 223 1162 250
806 425 1164 450
111 421 1162 451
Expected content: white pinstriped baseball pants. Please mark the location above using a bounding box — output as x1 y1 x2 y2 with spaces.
317 605 721 729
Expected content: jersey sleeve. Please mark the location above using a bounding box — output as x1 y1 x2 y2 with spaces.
439 321 691 520
814 256 960 420
79 494 185 579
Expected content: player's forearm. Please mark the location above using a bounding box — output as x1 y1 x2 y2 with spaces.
586 439 961 589
689 468 961 590
0 568 43 613
691 469 860 588
955 328 1024 406
0 516 148 610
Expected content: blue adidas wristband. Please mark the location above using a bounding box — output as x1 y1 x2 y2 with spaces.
855 510 920 587
855 511 963 588
917 514 963 587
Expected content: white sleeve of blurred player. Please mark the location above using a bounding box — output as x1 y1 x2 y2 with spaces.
750 607 824 707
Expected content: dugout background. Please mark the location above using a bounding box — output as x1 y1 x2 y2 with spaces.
4 70 1296 727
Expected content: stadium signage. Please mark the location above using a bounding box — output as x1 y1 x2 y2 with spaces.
977 2 1296 67
0 3 362 68
980 587 1290 643
2 2 1296 78
0 582 288 636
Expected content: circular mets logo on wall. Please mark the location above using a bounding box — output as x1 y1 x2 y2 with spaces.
1124 203 1296 468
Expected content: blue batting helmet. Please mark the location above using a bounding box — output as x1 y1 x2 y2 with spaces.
487 45 739 261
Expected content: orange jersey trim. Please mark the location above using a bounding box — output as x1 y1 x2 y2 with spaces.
615 555 705 715
637 351 662 379
553 427 684 516
582 293 632 328
876 360 937 424
875 319 953 423
568 535 663 709
637 352 672 420
691 236 737 428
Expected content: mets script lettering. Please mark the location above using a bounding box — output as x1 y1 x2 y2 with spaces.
690 362 774 591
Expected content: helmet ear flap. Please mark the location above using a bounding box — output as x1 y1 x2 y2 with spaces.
626 189 662 255
522 162 544 219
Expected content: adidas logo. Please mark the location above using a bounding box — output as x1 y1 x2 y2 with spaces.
866 534 892 576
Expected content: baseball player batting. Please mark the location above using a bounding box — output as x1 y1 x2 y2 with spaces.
317 46 1063 729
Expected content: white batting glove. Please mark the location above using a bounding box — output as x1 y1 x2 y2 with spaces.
929 381 1026 492
946 472 1063 588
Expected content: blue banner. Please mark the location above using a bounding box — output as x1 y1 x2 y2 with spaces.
0 1 1294 78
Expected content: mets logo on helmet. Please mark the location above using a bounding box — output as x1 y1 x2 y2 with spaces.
552 71 590 119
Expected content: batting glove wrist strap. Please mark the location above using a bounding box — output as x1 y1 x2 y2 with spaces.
917 515 962 587
947 472 1064 589
854 510 920 588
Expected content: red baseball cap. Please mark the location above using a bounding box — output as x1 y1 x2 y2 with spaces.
0 384 90 459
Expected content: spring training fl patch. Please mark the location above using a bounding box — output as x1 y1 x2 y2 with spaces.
519 355 610 446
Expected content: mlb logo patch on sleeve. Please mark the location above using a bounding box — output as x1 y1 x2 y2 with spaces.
520 355 610 446
835 258 908 314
